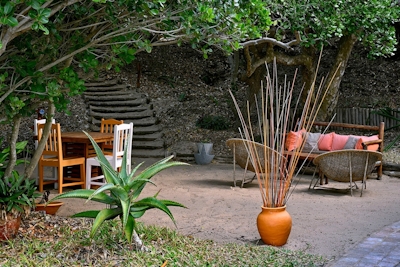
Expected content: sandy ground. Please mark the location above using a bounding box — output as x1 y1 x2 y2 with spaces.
51 159 400 263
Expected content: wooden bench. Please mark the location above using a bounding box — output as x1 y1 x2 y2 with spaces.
283 121 385 179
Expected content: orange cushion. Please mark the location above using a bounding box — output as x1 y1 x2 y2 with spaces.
331 133 350 151
355 135 379 151
318 132 335 151
285 129 305 151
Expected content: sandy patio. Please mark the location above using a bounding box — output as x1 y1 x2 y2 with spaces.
53 159 400 263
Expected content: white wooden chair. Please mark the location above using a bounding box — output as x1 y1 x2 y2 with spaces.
86 123 133 189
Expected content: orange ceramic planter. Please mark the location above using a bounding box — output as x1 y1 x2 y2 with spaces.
35 201 63 215
0 216 21 241
256 206 292 246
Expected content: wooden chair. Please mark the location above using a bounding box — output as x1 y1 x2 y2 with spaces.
86 123 133 189
312 150 382 196
37 123 86 194
100 118 124 155
34 118 56 188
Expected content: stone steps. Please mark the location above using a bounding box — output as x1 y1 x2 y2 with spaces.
84 79 165 158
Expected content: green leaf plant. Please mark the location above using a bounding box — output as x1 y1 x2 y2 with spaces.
0 139 41 220
49 130 188 250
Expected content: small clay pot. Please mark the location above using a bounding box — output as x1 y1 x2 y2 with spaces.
35 201 64 215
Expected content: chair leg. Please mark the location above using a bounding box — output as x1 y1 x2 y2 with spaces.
309 166 319 189
86 162 92 189
57 165 63 194
38 164 44 192
232 145 236 187
80 163 86 190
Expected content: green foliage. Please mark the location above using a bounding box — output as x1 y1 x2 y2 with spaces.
0 219 327 266
50 130 188 243
268 0 400 58
0 140 40 217
196 115 231 130
0 0 273 124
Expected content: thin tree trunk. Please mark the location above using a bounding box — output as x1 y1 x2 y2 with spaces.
4 116 22 178
24 102 56 179
318 34 358 120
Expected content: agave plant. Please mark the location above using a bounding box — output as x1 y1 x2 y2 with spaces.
50 131 188 250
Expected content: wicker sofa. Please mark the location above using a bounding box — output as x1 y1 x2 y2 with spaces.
283 121 385 179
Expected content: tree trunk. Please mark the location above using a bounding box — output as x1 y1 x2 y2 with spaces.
318 34 358 120
4 117 22 178
24 102 56 179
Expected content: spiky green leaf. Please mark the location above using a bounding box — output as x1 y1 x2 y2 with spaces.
124 214 135 243
50 189 116 205
91 208 122 238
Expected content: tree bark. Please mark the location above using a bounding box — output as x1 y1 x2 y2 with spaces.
24 102 56 179
318 34 358 120
241 34 358 121
4 116 22 178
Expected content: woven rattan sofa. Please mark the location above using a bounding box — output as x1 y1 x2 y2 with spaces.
283 121 385 179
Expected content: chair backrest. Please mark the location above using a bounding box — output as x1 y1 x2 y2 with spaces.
226 138 285 173
100 118 124 150
34 118 56 148
110 123 133 168
37 123 63 160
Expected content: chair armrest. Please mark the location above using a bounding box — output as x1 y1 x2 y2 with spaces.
362 139 382 150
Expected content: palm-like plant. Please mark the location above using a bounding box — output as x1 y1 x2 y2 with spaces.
50 131 188 250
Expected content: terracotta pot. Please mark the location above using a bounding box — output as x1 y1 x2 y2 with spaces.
35 201 64 215
256 205 292 246
0 215 21 241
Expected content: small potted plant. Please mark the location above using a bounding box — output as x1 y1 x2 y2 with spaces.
35 190 63 215
0 140 41 241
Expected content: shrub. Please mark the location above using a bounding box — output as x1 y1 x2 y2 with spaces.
196 115 230 130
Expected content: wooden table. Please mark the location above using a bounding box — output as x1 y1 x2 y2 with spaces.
61 132 114 159
61 132 114 179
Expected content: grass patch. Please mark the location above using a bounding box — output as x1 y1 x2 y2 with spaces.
1 219 327 266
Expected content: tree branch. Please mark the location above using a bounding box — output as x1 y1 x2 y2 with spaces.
240 31 301 51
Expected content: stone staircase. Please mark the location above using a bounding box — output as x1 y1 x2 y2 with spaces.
83 78 165 158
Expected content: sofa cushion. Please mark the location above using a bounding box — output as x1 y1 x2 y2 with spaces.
302 132 321 152
343 135 361 149
318 132 335 151
355 135 380 151
332 133 350 150
285 129 305 151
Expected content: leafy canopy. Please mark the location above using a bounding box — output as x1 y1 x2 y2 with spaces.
0 0 273 123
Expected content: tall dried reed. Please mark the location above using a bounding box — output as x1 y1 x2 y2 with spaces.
230 57 336 207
